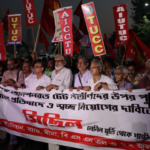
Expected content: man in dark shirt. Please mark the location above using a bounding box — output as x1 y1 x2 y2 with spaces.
139 59 150 90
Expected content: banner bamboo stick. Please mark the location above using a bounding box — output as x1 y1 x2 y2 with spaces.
121 42 126 65
53 43 60 56
118 0 120 6
31 26 35 45
34 24 41 52
14 45 16 58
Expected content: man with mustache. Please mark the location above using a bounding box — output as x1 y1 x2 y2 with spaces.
139 59 150 90
46 55 73 150
69 56 92 92
46 54 73 92
83 59 118 91
127 61 140 89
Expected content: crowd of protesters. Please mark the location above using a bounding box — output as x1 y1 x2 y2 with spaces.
0 53 150 150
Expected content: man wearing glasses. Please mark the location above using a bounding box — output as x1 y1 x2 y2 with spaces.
127 61 140 89
1 59 24 90
46 54 73 92
139 59 150 90
114 66 133 91
44 58 55 78
1 58 24 150
26 61 51 90
69 56 92 91
83 59 118 91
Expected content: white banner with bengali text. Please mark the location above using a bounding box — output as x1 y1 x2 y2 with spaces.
0 85 150 150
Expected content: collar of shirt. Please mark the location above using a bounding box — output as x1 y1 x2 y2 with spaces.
8 69 18 75
33 73 45 80
93 75 102 85
117 80 129 88
78 69 89 78
128 76 140 85
109 68 115 75
55 67 65 75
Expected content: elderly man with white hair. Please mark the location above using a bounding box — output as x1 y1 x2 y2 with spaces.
115 65 133 91
83 59 118 91
46 54 73 150
139 59 150 90
46 54 73 92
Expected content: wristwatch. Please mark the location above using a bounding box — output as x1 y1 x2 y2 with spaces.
55 85 58 90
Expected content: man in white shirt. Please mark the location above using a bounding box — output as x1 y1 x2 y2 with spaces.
46 54 73 92
69 56 92 91
26 61 51 90
46 55 73 150
83 59 118 91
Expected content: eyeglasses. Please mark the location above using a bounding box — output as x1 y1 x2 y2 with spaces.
90 67 99 69
23 65 29 68
7 63 14 66
34 66 42 69
128 69 135 72
77 62 86 65
55 60 63 63
114 73 123 75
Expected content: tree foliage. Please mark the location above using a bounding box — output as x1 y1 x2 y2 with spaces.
131 0 150 46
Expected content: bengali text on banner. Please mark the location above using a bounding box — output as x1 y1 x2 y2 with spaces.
0 85 150 149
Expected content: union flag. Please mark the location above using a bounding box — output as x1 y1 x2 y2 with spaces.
40 0 61 37
124 30 150 71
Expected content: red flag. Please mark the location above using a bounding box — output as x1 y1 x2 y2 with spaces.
0 23 6 61
3 9 11 31
73 42 80 54
104 34 116 61
23 0 37 26
40 0 61 37
124 30 150 71
39 28 50 52
73 24 83 43
113 5 129 42
74 0 88 35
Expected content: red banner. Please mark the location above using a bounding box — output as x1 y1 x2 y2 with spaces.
81 2 106 57
114 38 124 47
58 7 73 57
124 30 150 72
8 14 22 45
23 0 37 26
0 23 6 61
113 4 129 42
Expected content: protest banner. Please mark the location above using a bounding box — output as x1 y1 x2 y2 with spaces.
113 4 129 42
52 8 63 42
81 2 106 57
0 85 150 149
23 0 37 26
57 7 73 57
8 14 22 45
0 23 6 61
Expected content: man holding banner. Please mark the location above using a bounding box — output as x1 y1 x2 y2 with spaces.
84 59 118 91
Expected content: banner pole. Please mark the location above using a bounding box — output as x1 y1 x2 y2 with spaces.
60 3 63 55
31 26 35 45
53 43 60 56
118 0 121 6
34 24 41 52
121 42 126 65
14 45 16 58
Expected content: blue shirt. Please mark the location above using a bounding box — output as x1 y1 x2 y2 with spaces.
117 80 133 90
